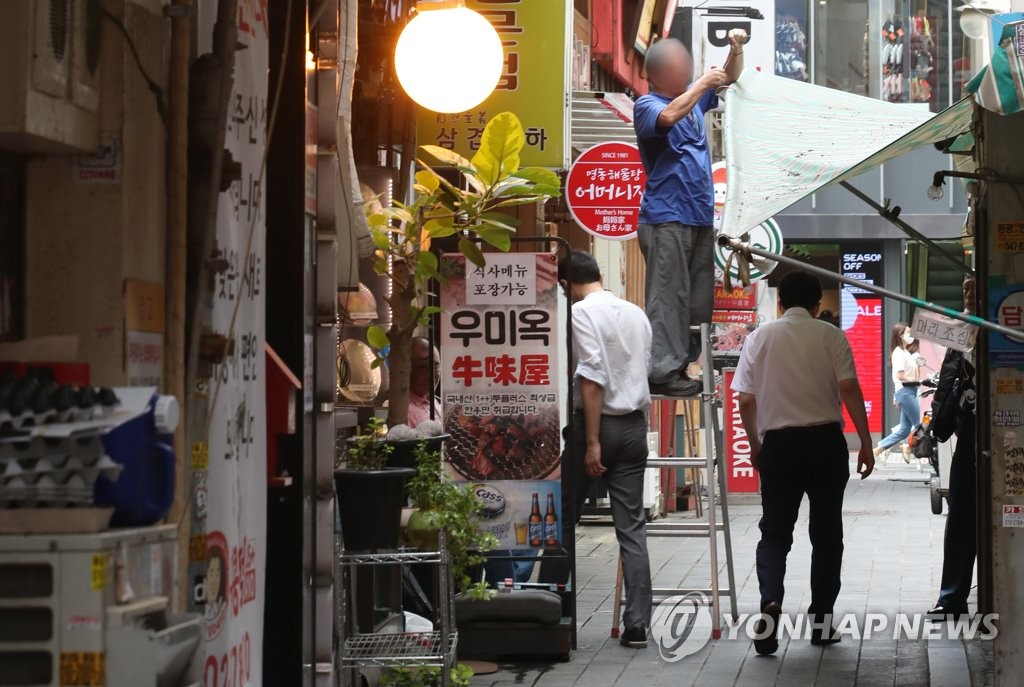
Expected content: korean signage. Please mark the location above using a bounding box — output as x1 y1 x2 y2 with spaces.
566 142 646 241
910 309 977 353
193 5 268 685
840 245 884 433
723 369 759 493
416 1 569 168
441 253 563 550
124 280 164 387
989 278 1024 368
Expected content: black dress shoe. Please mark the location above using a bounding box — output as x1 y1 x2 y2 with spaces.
927 604 969 621
810 627 842 645
650 378 701 398
620 626 648 649
753 602 782 656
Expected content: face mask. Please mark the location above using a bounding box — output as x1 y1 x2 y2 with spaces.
902 331 915 345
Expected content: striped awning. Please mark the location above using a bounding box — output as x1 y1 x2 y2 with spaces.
966 18 1024 115
721 69 975 237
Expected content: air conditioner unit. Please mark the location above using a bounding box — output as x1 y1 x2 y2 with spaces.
0 0 101 153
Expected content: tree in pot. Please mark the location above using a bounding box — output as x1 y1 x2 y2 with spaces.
364 112 561 427
333 418 415 552
406 442 497 599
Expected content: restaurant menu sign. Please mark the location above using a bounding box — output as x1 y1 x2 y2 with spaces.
441 253 563 550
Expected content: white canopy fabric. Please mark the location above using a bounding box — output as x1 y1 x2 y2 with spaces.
721 69 975 237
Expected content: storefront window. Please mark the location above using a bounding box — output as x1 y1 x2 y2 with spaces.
804 0 965 111
777 0 810 81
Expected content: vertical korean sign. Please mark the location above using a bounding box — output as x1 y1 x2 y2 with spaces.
192 4 268 686
441 254 563 550
416 1 569 168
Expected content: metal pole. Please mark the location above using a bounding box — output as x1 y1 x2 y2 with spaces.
838 180 971 276
717 235 1024 341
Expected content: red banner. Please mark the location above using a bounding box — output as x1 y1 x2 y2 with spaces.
842 297 884 433
723 369 759 493
714 284 757 310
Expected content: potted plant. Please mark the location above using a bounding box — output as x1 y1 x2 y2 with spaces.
381 664 473 687
364 112 561 427
406 442 498 598
333 418 415 552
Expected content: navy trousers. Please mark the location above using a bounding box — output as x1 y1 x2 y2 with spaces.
756 423 850 617
937 414 976 612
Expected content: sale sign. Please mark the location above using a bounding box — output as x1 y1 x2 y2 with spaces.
565 142 646 241
723 369 759 493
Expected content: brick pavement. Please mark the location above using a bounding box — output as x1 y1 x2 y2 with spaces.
469 458 995 687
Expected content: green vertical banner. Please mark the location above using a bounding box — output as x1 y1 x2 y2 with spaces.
416 0 569 169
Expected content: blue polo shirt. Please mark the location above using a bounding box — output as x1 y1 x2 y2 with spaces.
633 89 718 227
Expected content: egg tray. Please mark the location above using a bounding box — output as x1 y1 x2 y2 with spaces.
0 453 122 508
0 432 104 461
0 403 115 432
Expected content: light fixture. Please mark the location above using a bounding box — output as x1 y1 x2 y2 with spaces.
395 1 504 113
928 169 1024 200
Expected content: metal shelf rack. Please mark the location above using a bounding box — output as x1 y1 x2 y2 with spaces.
337 535 458 685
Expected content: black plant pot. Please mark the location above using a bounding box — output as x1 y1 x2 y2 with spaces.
384 434 451 470
334 467 415 552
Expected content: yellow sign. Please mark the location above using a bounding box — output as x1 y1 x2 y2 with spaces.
416 0 568 169
191 441 210 471
60 652 104 686
90 554 107 591
996 221 1024 252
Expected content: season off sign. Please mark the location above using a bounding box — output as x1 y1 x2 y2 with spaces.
566 142 646 241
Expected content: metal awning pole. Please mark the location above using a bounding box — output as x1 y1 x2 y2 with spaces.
717 235 1024 341
838 180 972 276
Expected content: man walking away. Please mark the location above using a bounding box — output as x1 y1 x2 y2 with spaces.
634 31 745 397
556 250 653 648
733 271 875 655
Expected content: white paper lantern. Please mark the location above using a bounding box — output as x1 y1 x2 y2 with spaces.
395 3 504 113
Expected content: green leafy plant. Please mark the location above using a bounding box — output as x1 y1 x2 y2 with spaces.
342 417 393 470
365 112 561 427
406 442 498 593
381 663 473 687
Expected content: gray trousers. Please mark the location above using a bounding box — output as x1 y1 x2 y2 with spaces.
638 222 715 384
571 410 653 629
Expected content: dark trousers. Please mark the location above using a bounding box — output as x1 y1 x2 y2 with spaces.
937 415 976 612
756 423 850 617
637 222 715 384
540 410 652 628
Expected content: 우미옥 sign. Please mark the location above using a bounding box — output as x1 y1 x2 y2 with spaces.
416 1 568 169
440 253 564 550
566 142 646 241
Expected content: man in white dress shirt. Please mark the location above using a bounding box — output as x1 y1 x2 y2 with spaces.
733 270 874 655
548 250 654 648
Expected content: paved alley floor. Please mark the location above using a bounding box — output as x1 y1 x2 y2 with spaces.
469 457 995 687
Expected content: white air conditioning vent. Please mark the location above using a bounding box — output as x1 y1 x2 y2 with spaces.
31 0 71 99
70 0 102 111
0 0 100 153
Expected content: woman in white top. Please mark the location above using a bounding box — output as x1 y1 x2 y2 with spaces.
873 322 926 464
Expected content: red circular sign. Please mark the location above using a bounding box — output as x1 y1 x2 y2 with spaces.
565 142 646 241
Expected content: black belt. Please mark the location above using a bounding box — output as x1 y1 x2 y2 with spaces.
902 382 921 388
764 422 841 436
573 408 645 419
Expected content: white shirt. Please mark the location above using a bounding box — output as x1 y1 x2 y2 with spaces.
891 347 920 385
572 290 652 415
733 307 858 434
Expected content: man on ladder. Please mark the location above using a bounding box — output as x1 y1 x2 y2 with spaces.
733 271 875 655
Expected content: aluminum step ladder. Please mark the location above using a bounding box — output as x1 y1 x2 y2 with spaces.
611 323 739 640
